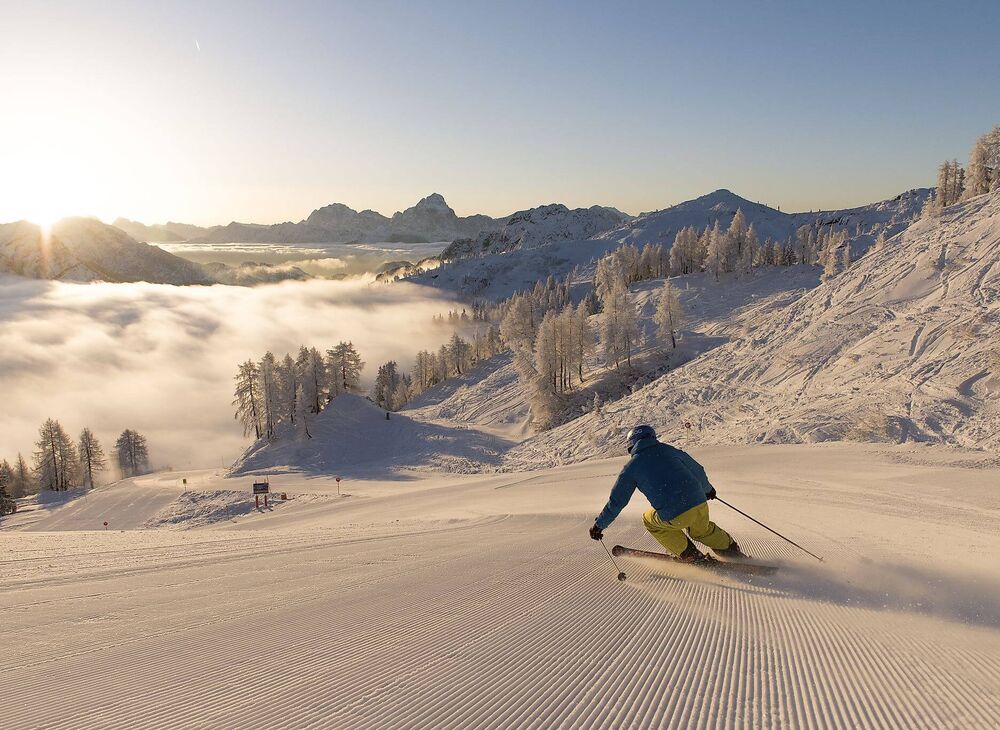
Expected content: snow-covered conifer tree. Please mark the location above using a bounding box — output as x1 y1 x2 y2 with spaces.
704 221 727 280
654 280 683 349
599 273 639 369
741 224 759 275
499 295 536 353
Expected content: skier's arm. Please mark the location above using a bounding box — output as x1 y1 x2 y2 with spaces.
680 452 715 497
595 468 637 530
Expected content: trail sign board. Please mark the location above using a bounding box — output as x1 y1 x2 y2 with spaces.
253 482 270 494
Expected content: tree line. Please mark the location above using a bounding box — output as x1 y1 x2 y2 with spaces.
233 342 365 441
0 421 150 499
498 262 684 428
927 124 1000 212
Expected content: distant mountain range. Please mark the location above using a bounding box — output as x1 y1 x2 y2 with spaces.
0 188 932 288
116 193 500 245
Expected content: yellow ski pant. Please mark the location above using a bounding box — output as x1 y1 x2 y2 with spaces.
643 503 734 556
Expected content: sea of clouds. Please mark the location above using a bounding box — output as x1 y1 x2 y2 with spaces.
0 275 462 472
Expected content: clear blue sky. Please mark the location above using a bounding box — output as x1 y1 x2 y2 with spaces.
1 0 998 224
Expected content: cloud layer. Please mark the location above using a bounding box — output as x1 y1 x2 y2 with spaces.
0 276 461 471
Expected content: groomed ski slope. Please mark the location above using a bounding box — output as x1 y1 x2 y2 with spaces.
3 443 999 729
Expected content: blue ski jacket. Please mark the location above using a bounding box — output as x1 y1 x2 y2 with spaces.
595 438 714 529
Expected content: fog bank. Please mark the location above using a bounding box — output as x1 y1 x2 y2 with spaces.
0 276 462 470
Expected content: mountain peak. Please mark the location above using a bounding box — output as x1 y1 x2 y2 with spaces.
412 193 452 212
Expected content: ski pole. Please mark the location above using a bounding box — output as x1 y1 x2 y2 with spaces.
599 538 627 582
715 497 824 563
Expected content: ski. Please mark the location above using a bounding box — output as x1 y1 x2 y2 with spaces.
611 545 778 576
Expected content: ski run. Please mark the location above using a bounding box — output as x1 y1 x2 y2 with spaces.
3 443 1000 729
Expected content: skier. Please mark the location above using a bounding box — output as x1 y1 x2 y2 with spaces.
588 424 744 562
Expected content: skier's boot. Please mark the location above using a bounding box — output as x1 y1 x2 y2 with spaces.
677 541 710 563
714 538 747 559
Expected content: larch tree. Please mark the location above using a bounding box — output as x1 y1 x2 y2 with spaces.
258 352 280 439
447 333 470 376
299 347 327 415
278 354 298 425
233 360 263 439
372 361 402 410
115 429 149 478
704 221 727 280
294 383 312 439
935 159 965 208
77 428 107 488
13 454 30 497
598 272 639 370
33 418 78 491
654 280 684 349
326 342 364 397
0 461 13 503
572 301 595 383
965 125 1000 198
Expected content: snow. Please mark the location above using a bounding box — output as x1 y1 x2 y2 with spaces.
230 393 513 477
3 443 999 728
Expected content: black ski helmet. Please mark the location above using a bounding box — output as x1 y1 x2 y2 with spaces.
626 424 656 453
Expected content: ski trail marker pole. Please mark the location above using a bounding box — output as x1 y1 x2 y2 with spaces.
599 538 627 582
716 497 824 563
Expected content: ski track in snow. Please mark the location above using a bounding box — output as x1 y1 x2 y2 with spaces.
3 446 1000 729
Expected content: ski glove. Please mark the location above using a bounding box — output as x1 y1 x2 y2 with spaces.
706 487 717 500
589 524 604 541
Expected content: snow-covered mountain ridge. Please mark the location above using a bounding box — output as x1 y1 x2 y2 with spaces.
411 188 930 299
503 189 1000 469
0 218 310 286
0 218 213 285
191 193 499 245
441 204 631 260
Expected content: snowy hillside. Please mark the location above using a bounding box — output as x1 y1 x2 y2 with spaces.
192 193 498 244
405 266 822 436
504 190 1000 469
605 189 795 248
0 218 214 285
230 393 510 476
